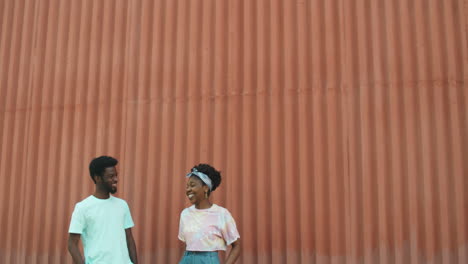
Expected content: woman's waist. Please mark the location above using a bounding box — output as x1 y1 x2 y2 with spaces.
184 251 218 256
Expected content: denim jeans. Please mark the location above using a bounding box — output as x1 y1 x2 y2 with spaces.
179 251 220 264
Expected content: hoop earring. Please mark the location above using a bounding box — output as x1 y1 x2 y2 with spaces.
205 192 208 199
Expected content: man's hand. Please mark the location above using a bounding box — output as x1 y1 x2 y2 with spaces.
67 233 84 264
126 228 138 264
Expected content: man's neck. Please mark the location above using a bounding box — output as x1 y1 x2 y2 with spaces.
93 189 110 199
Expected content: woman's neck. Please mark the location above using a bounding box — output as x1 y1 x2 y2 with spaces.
195 199 212 209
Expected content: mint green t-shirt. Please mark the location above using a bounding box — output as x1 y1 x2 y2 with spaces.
69 195 134 264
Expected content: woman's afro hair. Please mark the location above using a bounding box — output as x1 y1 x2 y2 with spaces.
191 163 222 192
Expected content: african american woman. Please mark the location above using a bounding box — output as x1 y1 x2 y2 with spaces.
178 164 241 264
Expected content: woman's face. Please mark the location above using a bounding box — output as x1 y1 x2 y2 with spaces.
185 176 208 204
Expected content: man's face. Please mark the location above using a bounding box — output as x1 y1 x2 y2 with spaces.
98 167 118 194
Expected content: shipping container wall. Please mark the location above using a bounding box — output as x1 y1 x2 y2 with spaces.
0 0 467 263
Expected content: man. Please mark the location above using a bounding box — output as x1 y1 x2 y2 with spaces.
68 156 138 264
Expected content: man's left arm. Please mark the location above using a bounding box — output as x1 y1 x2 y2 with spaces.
125 228 138 264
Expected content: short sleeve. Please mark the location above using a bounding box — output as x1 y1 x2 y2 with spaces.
178 212 185 242
69 204 85 234
123 201 135 229
221 209 240 245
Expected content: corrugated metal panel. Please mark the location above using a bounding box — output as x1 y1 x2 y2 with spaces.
0 0 466 263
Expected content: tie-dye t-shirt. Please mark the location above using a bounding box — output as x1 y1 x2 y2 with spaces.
178 204 240 251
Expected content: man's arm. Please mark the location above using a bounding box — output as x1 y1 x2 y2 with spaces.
225 239 241 264
126 228 138 264
67 233 84 264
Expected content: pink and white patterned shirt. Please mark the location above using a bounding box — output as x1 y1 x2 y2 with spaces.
178 204 240 251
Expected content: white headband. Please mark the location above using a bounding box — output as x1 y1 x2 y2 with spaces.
186 168 213 191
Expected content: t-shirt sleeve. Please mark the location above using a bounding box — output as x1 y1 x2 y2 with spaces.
69 204 85 234
221 209 240 245
178 212 185 242
124 201 135 229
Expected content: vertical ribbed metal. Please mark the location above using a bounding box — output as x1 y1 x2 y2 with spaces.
0 0 466 263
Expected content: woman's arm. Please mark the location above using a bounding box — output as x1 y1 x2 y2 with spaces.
225 239 241 264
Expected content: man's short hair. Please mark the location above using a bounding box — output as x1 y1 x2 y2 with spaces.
89 156 118 183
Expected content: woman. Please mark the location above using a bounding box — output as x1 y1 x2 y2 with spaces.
178 164 241 264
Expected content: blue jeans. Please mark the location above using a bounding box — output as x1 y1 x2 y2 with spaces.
179 251 220 264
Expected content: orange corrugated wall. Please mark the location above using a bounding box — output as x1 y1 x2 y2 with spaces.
0 0 467 263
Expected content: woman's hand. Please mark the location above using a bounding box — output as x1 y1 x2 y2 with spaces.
225 239 241 264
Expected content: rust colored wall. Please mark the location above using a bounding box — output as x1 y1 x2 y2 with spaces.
0 0 467 263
